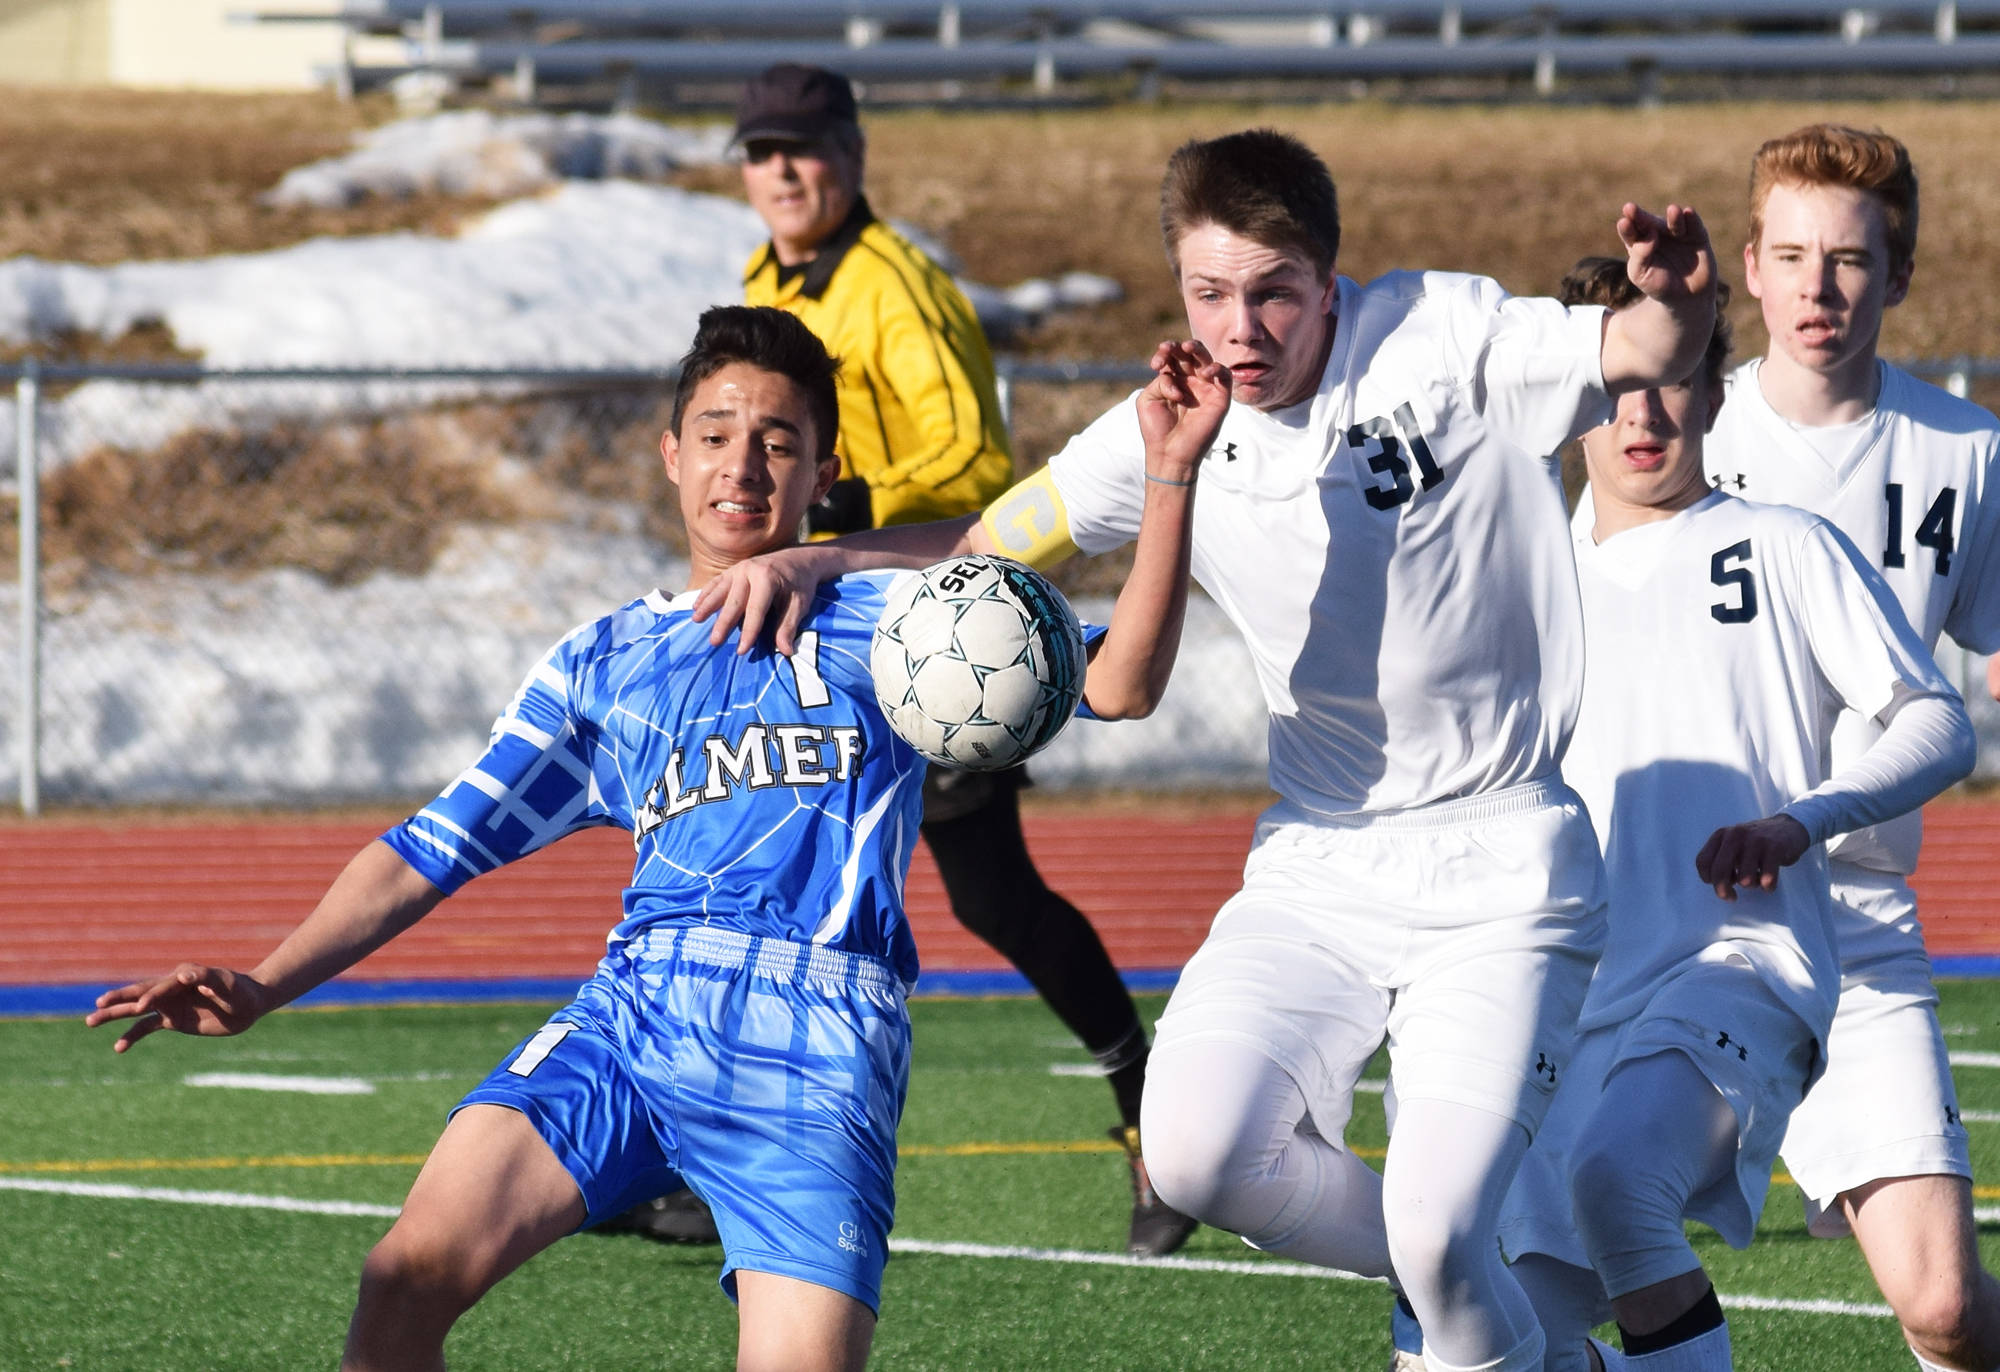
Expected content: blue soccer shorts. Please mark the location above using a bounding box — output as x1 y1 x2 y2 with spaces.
456 925 911 1312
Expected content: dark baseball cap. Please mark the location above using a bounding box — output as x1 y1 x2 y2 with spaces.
731 64 859 149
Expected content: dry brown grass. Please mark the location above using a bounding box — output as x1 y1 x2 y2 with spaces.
856 100 2000 367
7 90 2000 590
0 88 490 268
0 394 688 590
25 415 520 588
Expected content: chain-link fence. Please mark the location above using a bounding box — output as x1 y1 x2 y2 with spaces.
5 358 1997 814
0 359 1271 813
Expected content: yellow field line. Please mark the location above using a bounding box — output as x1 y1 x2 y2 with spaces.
842 1140 1389 1161
0 1152 429 1174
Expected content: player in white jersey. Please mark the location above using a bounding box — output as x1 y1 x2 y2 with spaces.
1702 124 2000 1372
83 306 1228 1372
1490 256 1975 1372
693 129 1719 1372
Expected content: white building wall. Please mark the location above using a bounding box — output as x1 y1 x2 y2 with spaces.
0 0 113 84
105 0 347 90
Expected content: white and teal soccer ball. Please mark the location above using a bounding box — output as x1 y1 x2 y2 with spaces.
870 555 1087 771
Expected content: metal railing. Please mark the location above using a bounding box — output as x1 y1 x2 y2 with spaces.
255 0 2000 101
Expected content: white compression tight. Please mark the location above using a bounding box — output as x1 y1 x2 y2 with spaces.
1570 1051 1739 1299
1142 1041 1544 1371
1385 1097 1545 1371
1140 1039 1391 1276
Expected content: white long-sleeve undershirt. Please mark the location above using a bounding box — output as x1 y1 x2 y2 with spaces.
1780 685 1976 847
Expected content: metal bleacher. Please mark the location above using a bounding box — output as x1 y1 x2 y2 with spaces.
260 0 2000 101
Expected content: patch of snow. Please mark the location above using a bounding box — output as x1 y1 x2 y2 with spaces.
265 110 732 209
0 550 1265 804
0 179 1120 475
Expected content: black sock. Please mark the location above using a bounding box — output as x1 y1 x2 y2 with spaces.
1107 1046 1148 1127
1619 1285 1724 1357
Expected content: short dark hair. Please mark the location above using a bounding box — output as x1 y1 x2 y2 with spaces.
1159 129 1340 279
671 305 842 463
1558 256 1733 394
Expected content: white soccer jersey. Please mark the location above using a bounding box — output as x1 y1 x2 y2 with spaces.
1705 359 2000 874
1047 271 1611 816
1568 490 1959 1037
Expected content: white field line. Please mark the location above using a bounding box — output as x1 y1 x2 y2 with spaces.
0 1177 1897 1319
0 1177 399 1217
1949 1052 2000 1068
890 1236 1378 1281
183 1073 377 1095
1046 1067 1392 1096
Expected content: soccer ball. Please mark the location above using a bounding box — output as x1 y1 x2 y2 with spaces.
870 554 1087 770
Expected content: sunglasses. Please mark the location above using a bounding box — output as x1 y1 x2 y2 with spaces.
736 137 839 166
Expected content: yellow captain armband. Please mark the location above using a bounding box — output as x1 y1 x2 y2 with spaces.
980 466 1079 572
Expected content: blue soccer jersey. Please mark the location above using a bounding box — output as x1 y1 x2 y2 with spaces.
383 571 928 985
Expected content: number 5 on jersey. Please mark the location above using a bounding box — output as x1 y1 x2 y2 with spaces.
1711 540 1759 624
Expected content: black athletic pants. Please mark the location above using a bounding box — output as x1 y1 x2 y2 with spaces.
919 767 1145 1061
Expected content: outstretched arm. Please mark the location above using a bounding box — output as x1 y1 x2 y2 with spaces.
691 514 988 656
1082 341 1229 720
85 841 444 1052
1696 686 1974 902
1601 202 1718 393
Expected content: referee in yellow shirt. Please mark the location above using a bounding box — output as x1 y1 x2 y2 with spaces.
608 63 1192 1257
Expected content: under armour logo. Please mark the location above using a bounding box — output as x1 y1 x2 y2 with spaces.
1220 442 1240 462
1535 1053 1557 1083
1710 472 1749 491
1715 1031 1748 1061
1947 1105 1962 1126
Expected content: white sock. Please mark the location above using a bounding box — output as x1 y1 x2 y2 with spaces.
1420 1322 1545 1372
1910 1351 1969 1372
1621 1322 1732 1370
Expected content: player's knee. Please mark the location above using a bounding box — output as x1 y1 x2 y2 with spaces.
1893 1275 1985 1357
1568 1136 1646 1243
1381 1183 1488 1293
1138 1117 1245 1223
946 885 1029 953
355 1225 483 1326
1139 1086 1268 1225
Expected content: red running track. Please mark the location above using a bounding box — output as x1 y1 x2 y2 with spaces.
0 805 1257 987
5 800 2000 988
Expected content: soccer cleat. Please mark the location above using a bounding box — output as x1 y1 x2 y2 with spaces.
1387 1289 1427 1370
596 1188 720 1244
1111 1125 1199 1257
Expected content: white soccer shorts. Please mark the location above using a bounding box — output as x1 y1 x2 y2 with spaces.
1781 870 1971 1238
1151 778 1607 1142
1500 955 1818 1268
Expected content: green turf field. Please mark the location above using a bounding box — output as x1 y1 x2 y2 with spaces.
6 987 2000 1370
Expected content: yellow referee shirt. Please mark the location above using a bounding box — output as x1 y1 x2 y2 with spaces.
743 199 1014 528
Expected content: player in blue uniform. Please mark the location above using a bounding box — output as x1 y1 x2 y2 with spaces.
84 304 1227 1372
